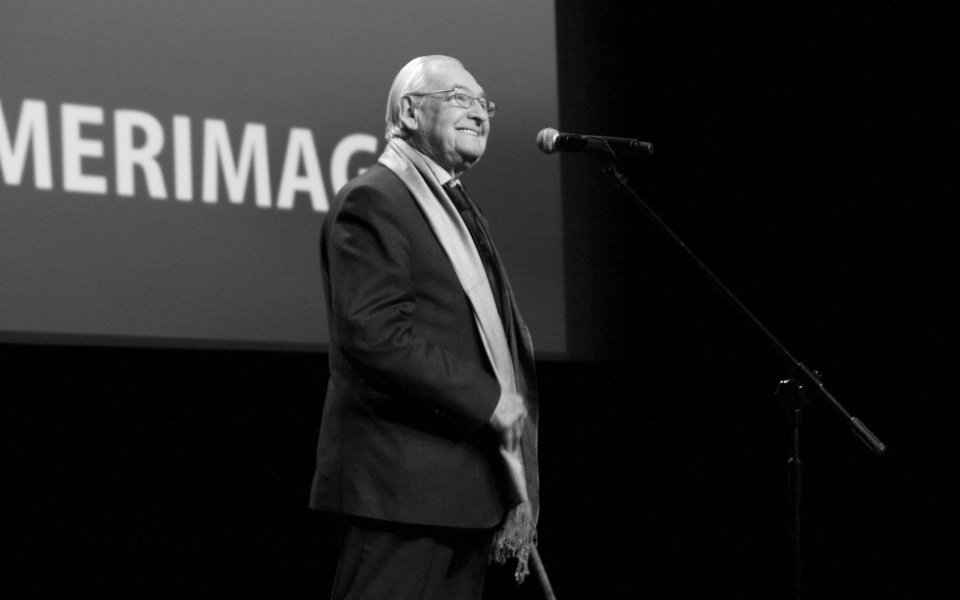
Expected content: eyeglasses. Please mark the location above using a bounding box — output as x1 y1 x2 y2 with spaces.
407 87 496 117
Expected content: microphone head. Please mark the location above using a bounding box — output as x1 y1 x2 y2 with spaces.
536 127 560 154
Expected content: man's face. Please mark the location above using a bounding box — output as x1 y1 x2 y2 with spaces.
406 62 490 174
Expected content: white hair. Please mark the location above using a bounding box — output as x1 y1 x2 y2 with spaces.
384 55 462 140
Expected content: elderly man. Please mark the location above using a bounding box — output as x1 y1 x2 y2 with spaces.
309 55 539 599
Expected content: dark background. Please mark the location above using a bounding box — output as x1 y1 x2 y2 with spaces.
3 1 957 598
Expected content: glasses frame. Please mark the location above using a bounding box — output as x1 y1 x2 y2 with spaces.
407 87 496 116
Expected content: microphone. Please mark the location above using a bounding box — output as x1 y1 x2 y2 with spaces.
536 127 653 157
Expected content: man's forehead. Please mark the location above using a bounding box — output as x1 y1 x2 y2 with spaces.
450 81 486 96
431 63 484 95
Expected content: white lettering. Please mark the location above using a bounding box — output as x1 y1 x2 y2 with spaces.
331 133 378 195
173 115 192 201
62 103 107 194
202 120 271 207
2 94 376 213
115 109 167 199
276 128 328 212
0 98 53 189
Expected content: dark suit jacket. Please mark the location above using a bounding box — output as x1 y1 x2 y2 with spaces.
309 163 511 529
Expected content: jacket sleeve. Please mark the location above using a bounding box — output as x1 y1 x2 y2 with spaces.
324 180 501 432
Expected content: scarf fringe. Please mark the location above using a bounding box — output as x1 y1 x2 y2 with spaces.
489 500 537 583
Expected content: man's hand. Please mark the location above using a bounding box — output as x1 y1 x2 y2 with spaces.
489 390 527 450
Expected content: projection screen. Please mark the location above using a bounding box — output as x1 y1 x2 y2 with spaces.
0 0 564 354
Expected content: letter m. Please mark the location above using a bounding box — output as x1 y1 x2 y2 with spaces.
0 97 53 189
202 119 272 207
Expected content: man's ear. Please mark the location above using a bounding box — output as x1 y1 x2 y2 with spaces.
399 96 419 132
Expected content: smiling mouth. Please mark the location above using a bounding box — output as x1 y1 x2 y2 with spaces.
457 128 479 136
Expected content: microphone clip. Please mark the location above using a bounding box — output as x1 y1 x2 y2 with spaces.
582 137 622 162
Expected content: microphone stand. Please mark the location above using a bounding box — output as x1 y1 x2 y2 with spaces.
594 149 885 600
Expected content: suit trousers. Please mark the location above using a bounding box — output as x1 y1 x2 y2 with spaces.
329 515 496 600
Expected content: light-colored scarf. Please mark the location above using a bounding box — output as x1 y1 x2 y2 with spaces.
379 138 538 582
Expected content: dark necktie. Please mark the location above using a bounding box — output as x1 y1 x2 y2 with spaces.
444 182 507 323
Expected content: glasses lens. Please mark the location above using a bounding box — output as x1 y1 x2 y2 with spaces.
449 90 495 116
451 93 472 108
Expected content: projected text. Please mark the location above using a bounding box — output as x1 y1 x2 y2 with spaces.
1 96 379 213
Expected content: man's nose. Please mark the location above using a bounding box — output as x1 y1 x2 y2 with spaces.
466 100 489 122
